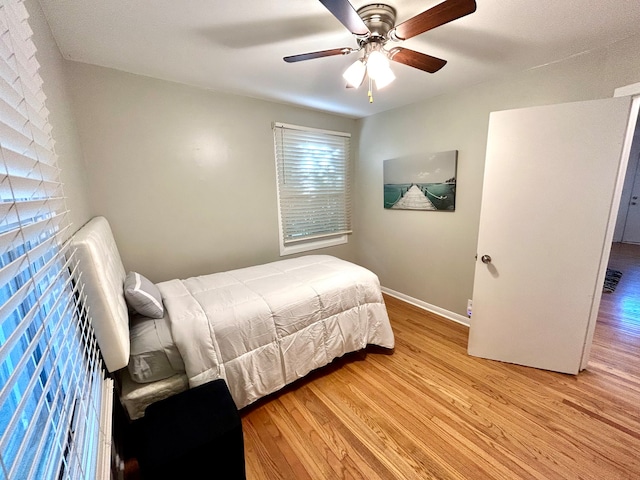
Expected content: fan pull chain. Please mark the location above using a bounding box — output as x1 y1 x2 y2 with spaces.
368 76 373 103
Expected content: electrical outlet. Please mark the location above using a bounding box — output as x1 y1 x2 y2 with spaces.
467 299 473 317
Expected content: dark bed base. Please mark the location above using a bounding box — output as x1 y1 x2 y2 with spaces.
136 379 246 479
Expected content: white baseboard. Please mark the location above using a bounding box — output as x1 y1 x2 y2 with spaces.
381 287 470 327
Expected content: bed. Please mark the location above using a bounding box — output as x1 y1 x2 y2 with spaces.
71 216 394 419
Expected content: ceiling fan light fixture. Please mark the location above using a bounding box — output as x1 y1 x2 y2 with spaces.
343 59 366 88
366 50 388 80
374 64 395 89
366 49 395 89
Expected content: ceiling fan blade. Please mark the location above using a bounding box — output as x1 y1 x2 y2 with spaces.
318 0 370 36
391 0 476 41
284 47 354 63
388 47 447 73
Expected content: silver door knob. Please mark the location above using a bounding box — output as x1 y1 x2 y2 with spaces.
481 255 492 264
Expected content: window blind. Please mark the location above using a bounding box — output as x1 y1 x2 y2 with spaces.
273 122 352 246
0 1 112 479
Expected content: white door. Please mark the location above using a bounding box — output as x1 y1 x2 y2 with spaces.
468 97 634 374
622 156 640 244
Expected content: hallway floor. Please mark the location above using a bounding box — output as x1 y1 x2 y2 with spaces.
598 242 640 334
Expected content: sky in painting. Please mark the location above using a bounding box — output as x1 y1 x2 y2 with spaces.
383 150 457 184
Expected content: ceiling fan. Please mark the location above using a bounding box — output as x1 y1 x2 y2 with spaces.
284 0 477 102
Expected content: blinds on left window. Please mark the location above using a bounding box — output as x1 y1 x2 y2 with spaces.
0 1 112 479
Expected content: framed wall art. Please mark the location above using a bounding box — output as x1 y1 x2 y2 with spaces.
383 150 457 211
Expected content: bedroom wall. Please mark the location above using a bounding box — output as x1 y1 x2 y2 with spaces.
26 0 91 233
354 33 640 318
63 62 359 282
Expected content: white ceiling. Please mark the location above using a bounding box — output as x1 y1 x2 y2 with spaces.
37 0 640 119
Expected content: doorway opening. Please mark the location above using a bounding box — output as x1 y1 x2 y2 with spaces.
599 107 640 342
614 107 640 245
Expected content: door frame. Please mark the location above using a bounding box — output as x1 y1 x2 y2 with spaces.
579 85 640 370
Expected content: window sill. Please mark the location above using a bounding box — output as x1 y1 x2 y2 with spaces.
279 234 348 256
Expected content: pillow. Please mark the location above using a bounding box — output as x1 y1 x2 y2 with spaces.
124 271 164 319
128 314 185 383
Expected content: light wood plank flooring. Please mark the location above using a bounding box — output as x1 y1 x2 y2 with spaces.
241 244 640 479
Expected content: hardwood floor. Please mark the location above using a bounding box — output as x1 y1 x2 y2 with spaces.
241 244 640 479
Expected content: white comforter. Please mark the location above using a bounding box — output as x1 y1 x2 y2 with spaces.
156 255 394 409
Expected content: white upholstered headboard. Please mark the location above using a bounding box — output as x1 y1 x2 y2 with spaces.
71 216 130 372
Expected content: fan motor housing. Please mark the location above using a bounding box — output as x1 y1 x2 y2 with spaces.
357 4 396 40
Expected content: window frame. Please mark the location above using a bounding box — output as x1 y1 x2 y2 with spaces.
273 122 352 256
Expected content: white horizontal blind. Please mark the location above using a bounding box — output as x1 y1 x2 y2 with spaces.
0 1 111 479
273 122 352 245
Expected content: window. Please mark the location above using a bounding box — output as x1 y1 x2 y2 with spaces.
273 122 352 256
0 1 111 479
